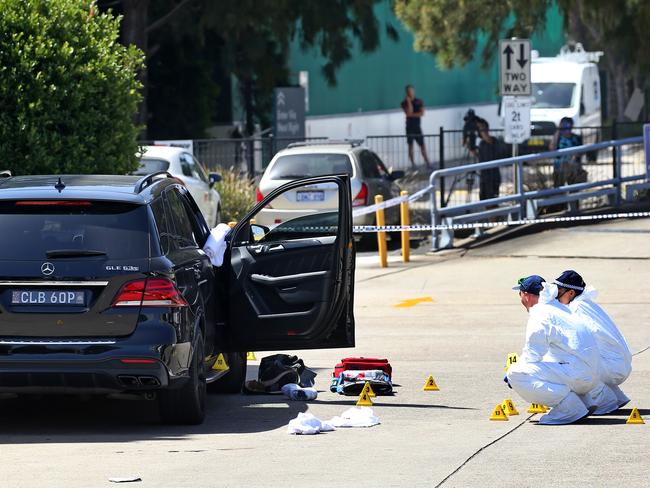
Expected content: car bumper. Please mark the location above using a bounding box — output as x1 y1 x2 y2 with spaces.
0 324 192 394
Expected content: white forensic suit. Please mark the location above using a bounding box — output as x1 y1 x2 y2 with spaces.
570 285 632 410
507 284 601 424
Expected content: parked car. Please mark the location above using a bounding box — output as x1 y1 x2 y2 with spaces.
135 145 222 227
0 173 355 424
254 141 404 232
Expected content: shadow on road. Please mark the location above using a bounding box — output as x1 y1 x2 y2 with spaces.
0 365 309 444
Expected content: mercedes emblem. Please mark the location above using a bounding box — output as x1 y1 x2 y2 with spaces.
41 262 55 276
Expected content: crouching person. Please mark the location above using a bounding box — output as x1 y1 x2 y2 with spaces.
554 270 632 412
507 275 600 425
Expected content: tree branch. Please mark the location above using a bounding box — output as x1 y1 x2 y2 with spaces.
146 0 195 34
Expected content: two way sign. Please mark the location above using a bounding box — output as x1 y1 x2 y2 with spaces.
499 39 531 96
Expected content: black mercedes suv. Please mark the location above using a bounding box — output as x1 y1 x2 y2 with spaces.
0 172 355 424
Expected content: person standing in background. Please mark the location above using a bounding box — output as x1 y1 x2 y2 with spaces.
476 119 505 201
401 85 432 169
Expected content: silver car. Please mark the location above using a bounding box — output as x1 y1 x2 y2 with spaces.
255 141 403 231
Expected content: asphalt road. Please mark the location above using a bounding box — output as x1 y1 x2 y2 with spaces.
2 217 649 487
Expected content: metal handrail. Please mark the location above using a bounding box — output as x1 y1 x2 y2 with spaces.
428 136 645 250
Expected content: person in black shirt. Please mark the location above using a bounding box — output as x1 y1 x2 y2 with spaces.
476 119 505 201
401 85 432 169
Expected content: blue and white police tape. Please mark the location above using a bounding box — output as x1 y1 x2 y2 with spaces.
352 184 433 218
352 211 650 233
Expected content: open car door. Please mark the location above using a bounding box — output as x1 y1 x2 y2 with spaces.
224 175 355 351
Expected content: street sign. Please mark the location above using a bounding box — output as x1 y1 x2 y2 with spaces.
503 96 531 144
273 87 305 151
499 39 531 96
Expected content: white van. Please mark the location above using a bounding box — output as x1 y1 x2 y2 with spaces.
501 44 603 152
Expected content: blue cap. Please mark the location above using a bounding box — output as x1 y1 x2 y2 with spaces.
553 270 585 292
512 275 545 295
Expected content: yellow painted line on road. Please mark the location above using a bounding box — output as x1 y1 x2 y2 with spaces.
393 297 434 308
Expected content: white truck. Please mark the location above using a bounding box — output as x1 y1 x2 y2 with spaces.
501 43 604 155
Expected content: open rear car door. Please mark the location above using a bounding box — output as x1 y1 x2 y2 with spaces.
223 175 355 351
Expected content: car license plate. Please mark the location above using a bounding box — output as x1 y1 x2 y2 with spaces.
11 290 85 306
296 191 324 202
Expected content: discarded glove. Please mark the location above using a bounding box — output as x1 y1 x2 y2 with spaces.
287 412 335 435
281 383 318 401
327 407 380 428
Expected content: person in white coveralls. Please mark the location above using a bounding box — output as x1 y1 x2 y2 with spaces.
553 270 632 413
506 275 601 425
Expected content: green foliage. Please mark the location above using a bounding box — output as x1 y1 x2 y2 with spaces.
393 0 650 118
393 0 549 69
0 0 144 175
216 167 256 223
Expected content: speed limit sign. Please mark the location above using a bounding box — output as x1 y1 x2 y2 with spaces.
503 96 531 144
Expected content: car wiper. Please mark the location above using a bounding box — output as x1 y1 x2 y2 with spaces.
45 249 107 258
278 174 309 179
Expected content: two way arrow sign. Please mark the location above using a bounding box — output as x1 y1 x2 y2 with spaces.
502 44 528 70
499 39 531 96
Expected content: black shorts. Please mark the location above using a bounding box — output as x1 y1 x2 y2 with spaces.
406 126 424 146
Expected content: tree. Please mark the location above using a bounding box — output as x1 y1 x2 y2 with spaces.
99 0 389 138
393 0 649 120
0 0 144 175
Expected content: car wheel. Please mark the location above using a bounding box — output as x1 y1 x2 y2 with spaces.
208 351 247 393
158 331 206 425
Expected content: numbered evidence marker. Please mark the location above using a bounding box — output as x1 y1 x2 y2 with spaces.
501 399 520 416
626 407 645 425
246 352 257 361
211 353 229 371
527 403 547 414
356 390 373 407
423 375 440 391
504 352 519 372
490 403 509 421
361 382 377 398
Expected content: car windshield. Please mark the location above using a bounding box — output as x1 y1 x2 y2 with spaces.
134 157 170 176
531 83 576 109
0 201 150 260
268 154 353 180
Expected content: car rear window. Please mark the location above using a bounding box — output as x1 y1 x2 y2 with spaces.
134 157 170 175
268 153 353 180
0 201 150 260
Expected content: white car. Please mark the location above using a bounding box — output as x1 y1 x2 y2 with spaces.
136 145 222 227
254 141 403 230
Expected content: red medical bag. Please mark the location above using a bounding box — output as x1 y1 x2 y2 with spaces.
333 357 392 379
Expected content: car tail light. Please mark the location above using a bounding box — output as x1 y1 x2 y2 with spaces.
256 188 264 203
352 183 369 207
112 278 188 308
15 201 93 206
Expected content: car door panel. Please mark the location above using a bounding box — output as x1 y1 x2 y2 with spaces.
223 176 354 351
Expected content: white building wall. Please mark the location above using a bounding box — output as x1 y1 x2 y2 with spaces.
305 102 500 138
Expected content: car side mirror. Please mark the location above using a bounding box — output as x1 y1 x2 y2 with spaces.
251 224 270 242
390 170 405 180
209 172 222 188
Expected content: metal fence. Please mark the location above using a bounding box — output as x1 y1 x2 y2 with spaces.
427 136 649 250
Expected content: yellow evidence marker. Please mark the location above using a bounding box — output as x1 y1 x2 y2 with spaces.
361 382 377 398
527 403 546 414
490 404 509 421
211 353 229 371
356 390 373 407
626 407 645 424
501 399 519 416
246 351 257 361
423 375 440 391
504 352 519 372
